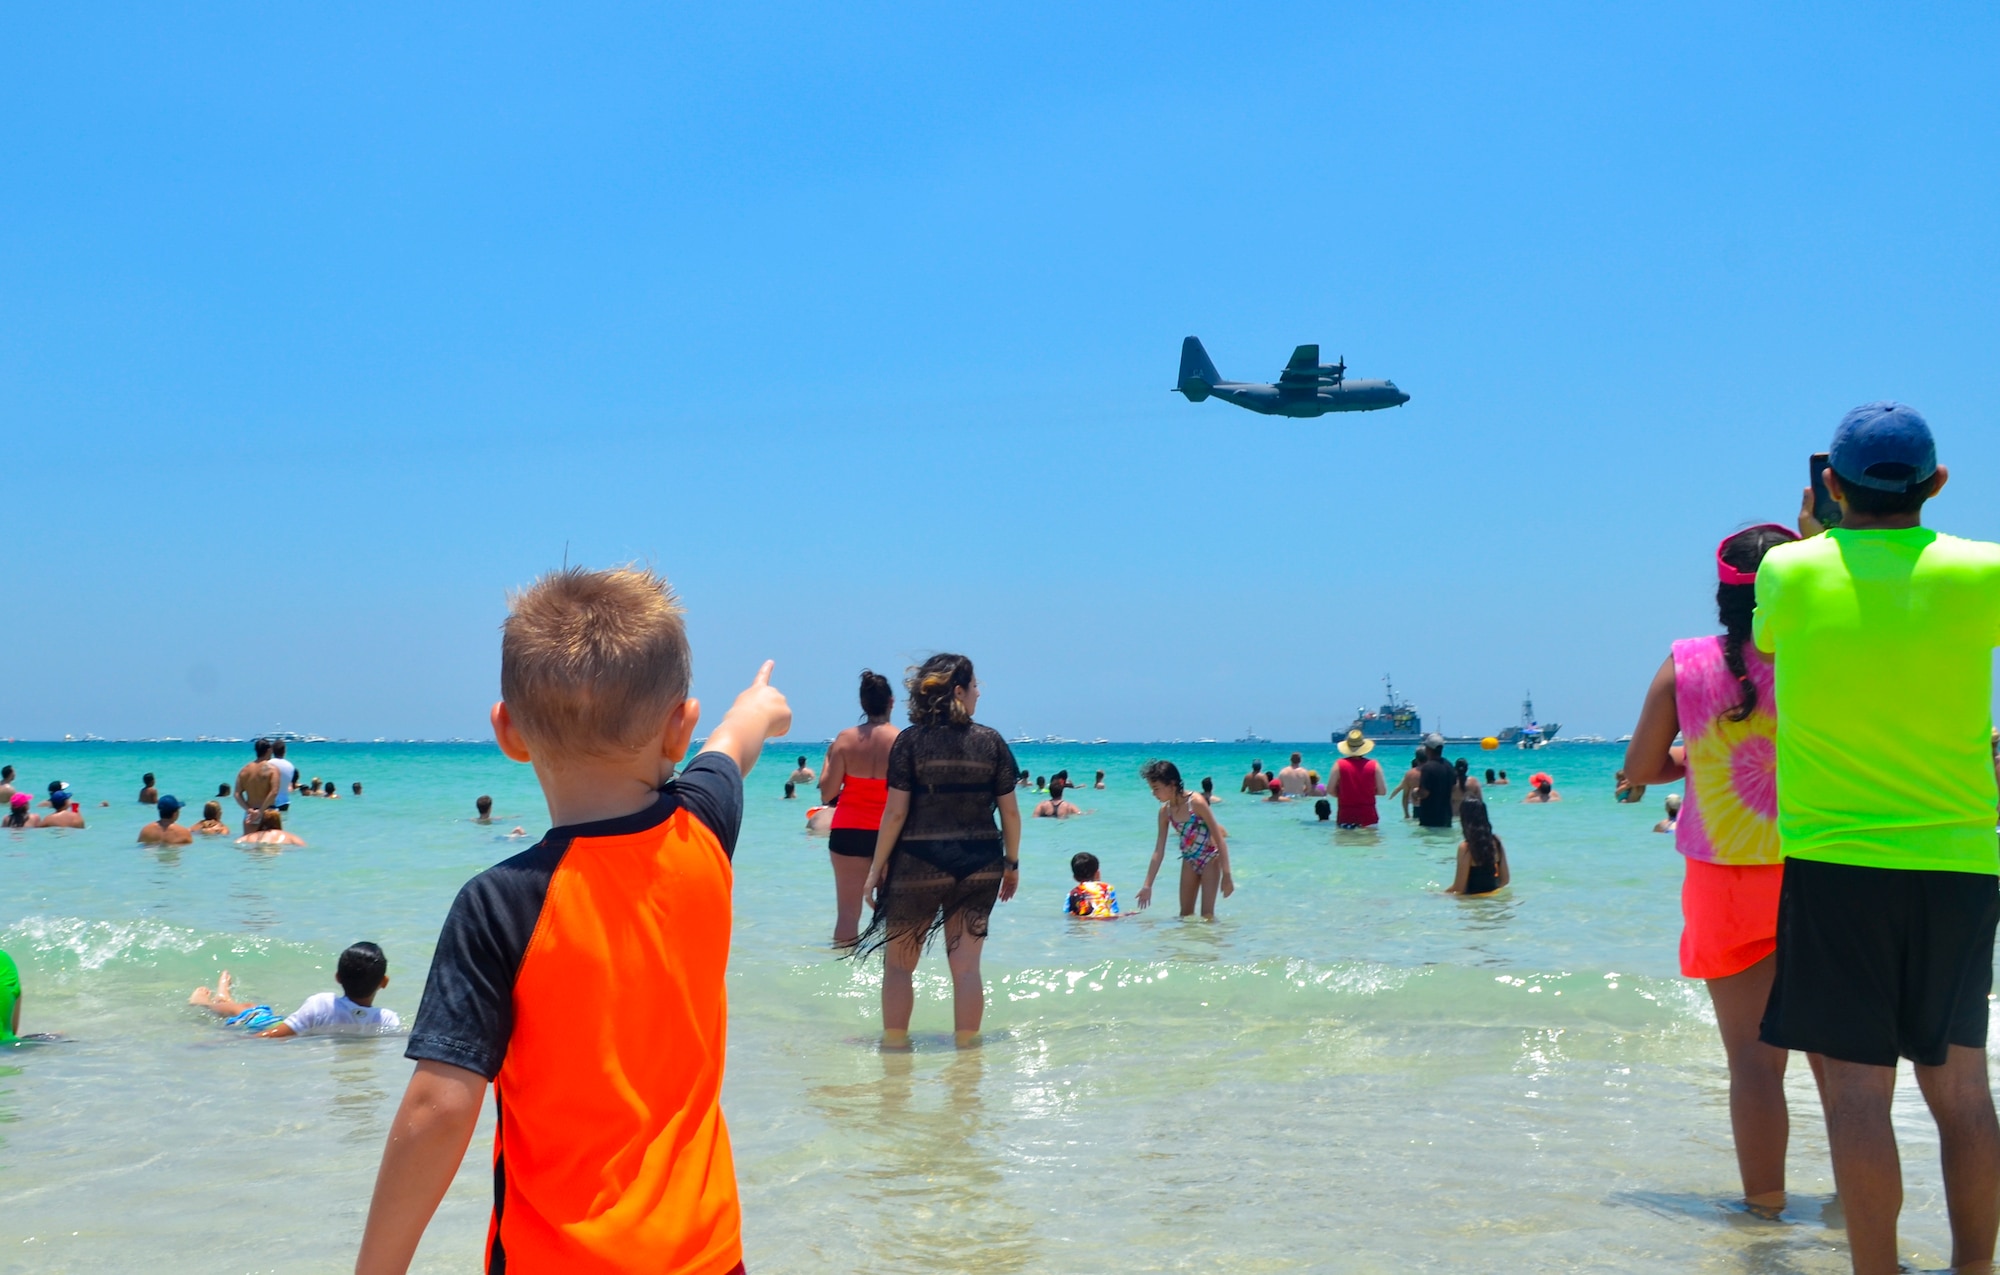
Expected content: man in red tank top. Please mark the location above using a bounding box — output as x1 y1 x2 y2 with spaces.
1333 730 1387 828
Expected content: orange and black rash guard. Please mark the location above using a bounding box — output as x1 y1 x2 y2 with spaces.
407 752 746 1275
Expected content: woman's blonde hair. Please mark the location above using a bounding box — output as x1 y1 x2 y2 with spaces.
906 654 975 726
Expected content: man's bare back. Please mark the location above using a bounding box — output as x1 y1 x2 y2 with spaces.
236 760 276 813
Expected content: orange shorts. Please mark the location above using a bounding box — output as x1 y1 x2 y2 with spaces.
1679 857 1784 980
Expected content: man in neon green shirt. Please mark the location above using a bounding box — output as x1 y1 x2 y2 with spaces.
1755 402 2000 1275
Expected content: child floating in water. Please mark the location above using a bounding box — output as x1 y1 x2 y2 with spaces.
188 942 401 1037
1066 852 1120 918
1137 760 1233 918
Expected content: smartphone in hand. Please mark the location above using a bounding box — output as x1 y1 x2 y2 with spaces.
1810 452 1843 529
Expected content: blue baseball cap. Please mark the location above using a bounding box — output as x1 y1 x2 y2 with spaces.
157 795 183 813
1830 402 1937 493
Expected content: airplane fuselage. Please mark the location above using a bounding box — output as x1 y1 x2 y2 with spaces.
1202 379 1408 416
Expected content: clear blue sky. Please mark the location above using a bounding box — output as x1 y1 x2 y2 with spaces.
5 3 1998 743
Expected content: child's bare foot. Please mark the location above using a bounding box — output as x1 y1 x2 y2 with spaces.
954 1030 980 1050
879 1029 912 1052
215 971 235 1001
188 986 213 1006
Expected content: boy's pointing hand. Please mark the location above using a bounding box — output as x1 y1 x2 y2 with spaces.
703 661 793 778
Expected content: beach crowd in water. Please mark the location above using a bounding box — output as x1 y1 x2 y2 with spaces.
5 402 2000 1275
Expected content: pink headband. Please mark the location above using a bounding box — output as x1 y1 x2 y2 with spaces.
1717 524 1800 586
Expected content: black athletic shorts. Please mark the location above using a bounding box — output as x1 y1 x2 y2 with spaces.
1760 857 1999 1067
827 827 877 859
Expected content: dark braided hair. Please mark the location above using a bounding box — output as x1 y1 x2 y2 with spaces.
1717 525 1798 722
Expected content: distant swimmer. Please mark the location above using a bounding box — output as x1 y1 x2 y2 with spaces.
1392 752 1423 819
1446 800 1510 896
1035 792 1082 818
1333 729 1387 828
1522 773 1561 803
789 756 815 788
1614 770 1647 804
1066 852 1120 918
40 780 69 808
351 781 362 796
5 794 36 828
40 790 84 828
237 808 304 847
1016 769 1030 789
269 740 297 811
234 739 278 832
1414 737 1456 828
1454 758 1481 808
821 669 900 947
1200 776 1222 805
188 942 400 1038
1239 760 1266 794
805 804 834 836
321 779 340 800
1654 792 1681 833
473 795 494 824
1493 770 1511 786
138 796 193 845
214 782 231 800
192 801 232 836
1138 760 1233 918
138 772 158 804
0 765 15 802
1314 798 1332 821
1094 770 1106 790
1277 753 1310 798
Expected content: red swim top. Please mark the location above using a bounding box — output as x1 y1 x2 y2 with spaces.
830 775 888 830
1335 756 1381 826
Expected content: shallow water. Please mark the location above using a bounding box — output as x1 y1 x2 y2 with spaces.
0 741 1985 1272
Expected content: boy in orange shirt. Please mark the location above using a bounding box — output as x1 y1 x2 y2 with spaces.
356 566 790 1275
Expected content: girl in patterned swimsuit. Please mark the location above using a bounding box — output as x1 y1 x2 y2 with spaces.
1136 760 1234 918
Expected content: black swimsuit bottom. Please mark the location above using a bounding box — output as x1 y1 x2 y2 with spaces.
899 837 1006 879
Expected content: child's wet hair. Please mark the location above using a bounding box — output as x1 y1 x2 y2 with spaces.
1314 798 1331 820
1140 759 1184 791
1070 851 1100 882
337 941 389 1000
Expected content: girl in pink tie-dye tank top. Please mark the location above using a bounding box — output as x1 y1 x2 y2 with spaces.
1671 634 1780 866
1623 521 1800 1216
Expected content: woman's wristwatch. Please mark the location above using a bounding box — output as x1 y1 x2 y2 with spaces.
1003 858 1020 870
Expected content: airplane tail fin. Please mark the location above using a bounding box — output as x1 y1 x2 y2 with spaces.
1177 336 1221 401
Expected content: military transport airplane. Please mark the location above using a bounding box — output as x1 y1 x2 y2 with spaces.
1173 336 1409 416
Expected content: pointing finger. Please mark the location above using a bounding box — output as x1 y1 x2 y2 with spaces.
753 660 774 687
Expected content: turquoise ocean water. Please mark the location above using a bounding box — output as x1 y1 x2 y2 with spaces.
0 739 1986 1272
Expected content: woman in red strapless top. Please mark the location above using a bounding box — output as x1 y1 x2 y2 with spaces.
820 670 901 946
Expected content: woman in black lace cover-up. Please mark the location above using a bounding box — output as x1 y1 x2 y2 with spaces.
851 653 1022 1048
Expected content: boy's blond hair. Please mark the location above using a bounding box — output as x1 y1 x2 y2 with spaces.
501 566 692 757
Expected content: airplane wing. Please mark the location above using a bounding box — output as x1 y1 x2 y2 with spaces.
1277 343 1321 386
